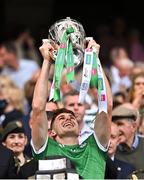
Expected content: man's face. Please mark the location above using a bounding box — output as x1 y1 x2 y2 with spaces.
52 112 79 137
134 76 144 92
0 47 17 69
64 95 85 124
108 123 120 157
114 119 135 144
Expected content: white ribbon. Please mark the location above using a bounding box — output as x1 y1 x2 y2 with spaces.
78 48 93 103
97 57 107 113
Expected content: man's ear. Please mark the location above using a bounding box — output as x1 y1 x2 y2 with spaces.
48 129 57 138
131 121 137 132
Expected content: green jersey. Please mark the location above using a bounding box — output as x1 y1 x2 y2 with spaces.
33 134 107 179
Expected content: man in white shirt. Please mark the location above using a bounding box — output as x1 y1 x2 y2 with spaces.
0 41 40 89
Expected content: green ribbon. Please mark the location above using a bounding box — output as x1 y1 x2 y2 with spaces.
53 27 75 101
66 39 74 83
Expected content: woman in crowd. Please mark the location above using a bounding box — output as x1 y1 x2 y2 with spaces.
1 120 37 178
128 72 144 134
0 78 25 128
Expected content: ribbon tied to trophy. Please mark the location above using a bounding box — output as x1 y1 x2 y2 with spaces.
48 17 107 113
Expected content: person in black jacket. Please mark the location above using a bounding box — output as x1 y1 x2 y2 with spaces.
108 122 135 179
1 120 38 179
0 142 17 179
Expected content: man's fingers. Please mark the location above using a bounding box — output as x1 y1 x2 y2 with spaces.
87 39 100 52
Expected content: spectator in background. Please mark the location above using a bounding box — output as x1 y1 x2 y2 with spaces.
127 72 144 137
109 47 128 88
1 120 37 178
108 122 135 179
129 62 144 80
128 72 144 116
109 46 133 96
0 75 16 90
0 41 40 89
113 91 126 108
13 26 41 66
1 121 29 166
112 104 144 171
0 83 25 129
111 58 134 94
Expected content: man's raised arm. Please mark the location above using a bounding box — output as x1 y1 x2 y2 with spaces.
31 41 54 151
94 70 113 148
88 40 113 148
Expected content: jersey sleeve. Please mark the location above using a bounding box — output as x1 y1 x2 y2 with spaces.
31 135 49 159
93 133 110 152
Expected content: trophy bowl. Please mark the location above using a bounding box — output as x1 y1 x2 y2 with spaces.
48 17 86 67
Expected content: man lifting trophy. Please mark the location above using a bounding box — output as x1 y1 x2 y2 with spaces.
32 17 113 180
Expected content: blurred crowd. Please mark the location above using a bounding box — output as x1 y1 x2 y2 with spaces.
0 16 144 179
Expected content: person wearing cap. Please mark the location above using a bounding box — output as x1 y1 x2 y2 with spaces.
108 122 135 179
1 120 29 166
112 103 144 171
1 120 38 178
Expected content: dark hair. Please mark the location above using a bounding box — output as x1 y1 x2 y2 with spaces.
114 91 126 99
50 108 75 129
46 111 54 120
0 41 17 56
113 91 126 108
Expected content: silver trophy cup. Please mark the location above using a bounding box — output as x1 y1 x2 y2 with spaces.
47 17 86 67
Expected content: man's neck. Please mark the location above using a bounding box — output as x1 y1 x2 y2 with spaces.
55 136 78 146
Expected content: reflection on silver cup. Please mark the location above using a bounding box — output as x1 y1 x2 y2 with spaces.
47 17 86 67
